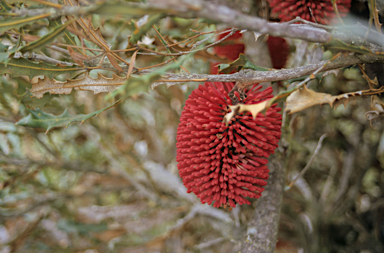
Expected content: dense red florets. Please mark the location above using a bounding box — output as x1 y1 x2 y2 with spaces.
211 30 289 71
267 36 290 69
213 31 245 62
176 82 282 208
268 0 351 24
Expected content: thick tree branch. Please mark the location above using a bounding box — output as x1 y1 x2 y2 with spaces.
147 0 384 47
8 1 384 47
152 54 375 87
239 152 286 253
154 0 330 43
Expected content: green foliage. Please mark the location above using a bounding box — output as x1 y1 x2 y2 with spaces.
19 19 76 53
0 15 49 33
57 220 108 234
1 1 384 253
0 58 82 79
16 101 121 133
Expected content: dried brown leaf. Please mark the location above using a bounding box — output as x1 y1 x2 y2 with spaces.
370 95 384 112
223 100 269 125
285 85 363 113
80 16 111 49
67 46 88 67
127 50 138 78
93 228 126 242
31 73 126 98
107 53 124 72
365 95 384 127
365 110 382 121
20 34 41 43
64 0 110 50
332 92 361 108
360 64 379 89
286 85 334 113
66 22 87 40
374 7 382 34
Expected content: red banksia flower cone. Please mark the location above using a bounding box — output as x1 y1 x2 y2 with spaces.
176 82 282 208
213 31 245 62
211 30 290 72
210 31 245 74
267 36 289 69
268 0 351 24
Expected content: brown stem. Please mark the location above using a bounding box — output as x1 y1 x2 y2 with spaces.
239 152 286 253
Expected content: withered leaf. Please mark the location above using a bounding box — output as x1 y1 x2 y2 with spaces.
107 53 124 72
285 85 363 113
370 95 384 112
67 46 88 67
31 73 126 98
223 100 269 125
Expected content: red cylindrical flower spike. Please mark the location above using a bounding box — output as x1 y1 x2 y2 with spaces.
176 82 282 208
267 36 289 69
268 0 351 24
214 31 245 62
212 30 290 72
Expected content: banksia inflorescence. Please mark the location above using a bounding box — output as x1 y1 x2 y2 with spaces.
210 30 245 74
211 30 289 71
176 82 282 208
267 36 290 70
268 0 351 24
213 31 245 62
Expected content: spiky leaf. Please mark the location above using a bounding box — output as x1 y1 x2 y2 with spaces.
0 58 82 79
16 101 120 133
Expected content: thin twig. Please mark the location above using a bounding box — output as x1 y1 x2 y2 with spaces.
151 53 373 87
26 52 74 66
29 0 62 9
285 134 327 191
294 53 342 90
194 238 225 250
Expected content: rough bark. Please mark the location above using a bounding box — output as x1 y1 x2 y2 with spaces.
238 152 286 253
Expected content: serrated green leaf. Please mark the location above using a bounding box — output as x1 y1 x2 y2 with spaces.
13 77 56 109
19 19 75 52
0 14 51 33
0 36 20 65
16 100 121 133
0 1 13 11
0 52 9 64
217 54 270 74
0 42 10 64
0 76 51 111
0 58 82 79
0 77 15 112
0 42 8 52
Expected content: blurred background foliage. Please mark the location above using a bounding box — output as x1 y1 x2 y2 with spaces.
1 0 384 253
